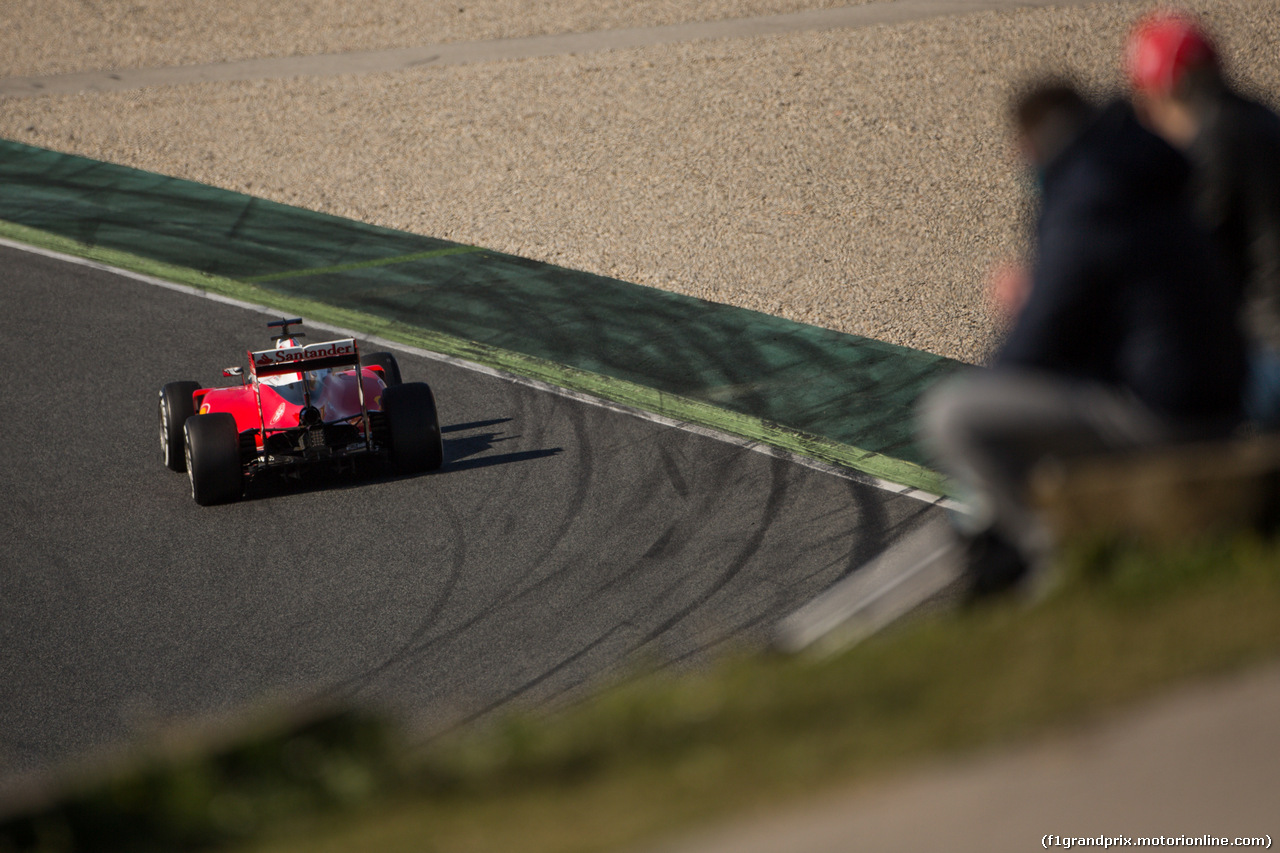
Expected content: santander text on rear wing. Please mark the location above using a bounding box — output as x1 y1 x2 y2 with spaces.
249 338 361 378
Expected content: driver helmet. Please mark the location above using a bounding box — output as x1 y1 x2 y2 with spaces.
261 336 304 387
303 367 333 394
1125 10 1219 97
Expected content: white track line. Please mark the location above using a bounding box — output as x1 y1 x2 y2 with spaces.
3 235 959 510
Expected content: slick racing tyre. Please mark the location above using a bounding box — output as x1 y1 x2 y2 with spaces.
184 413 242 505
382 382 444 474
159 381 201 472
363 351 403 387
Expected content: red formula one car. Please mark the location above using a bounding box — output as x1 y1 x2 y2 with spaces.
158 318 443 505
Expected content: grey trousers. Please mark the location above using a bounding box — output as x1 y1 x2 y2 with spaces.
917 369 1201 562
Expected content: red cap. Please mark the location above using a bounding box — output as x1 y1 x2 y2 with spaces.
1125 10 1219 95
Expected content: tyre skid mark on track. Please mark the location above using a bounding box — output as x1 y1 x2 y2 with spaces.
414 410 791 724
653 461 927 664
669 607 778 666
844 473 892 579
317 484 472 701
659 443 691 501
504 390 596 600
319 411 542 699
450 621 635 731
636 454 791 651
618 453 743 633
332 391 598 705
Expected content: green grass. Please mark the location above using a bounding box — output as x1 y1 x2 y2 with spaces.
7 534 1279 853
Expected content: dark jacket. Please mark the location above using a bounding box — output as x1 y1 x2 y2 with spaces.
1188 87 1280 350
997 102 1245 421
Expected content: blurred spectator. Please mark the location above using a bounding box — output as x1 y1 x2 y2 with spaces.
1127 9 1280 429
918 81 1245 599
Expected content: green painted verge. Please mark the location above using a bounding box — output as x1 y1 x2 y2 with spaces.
243 246 485 283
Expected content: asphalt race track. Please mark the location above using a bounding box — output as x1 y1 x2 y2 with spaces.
0 244 940 782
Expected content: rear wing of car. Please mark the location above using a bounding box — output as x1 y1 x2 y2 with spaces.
246 337 374 453
248 338 361 379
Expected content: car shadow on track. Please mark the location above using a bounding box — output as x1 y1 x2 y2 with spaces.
235 417 561 501
440 417 563 473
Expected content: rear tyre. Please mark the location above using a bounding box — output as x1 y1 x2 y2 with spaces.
159 381 201 472
382 382 444 474
363 351 402 387
184 413 242 505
